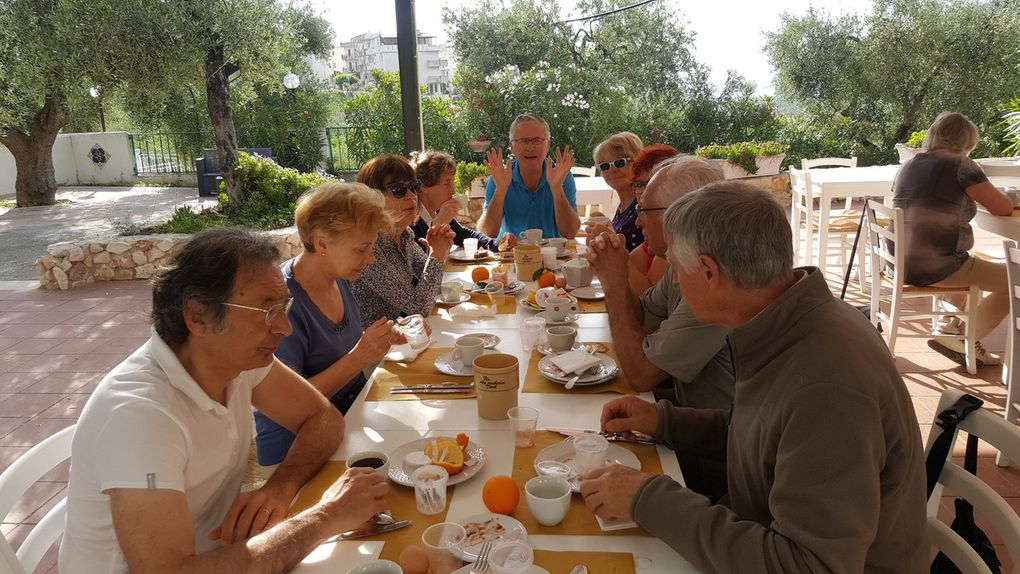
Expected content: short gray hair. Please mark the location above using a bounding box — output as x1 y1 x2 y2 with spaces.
663 181 793 289
923 112 979 153
646 156 724 207
509 113 550 140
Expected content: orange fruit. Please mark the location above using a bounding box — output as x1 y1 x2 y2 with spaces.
471 266 490 284
482 475 520 514
537 270 556 288
424 438 465 474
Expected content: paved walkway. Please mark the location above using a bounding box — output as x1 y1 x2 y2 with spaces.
0 186 215 280
0 190 1019 571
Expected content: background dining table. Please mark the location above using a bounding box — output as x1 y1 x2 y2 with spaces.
291 247 698 573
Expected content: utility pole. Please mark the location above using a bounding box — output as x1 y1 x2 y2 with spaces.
395 0 424 154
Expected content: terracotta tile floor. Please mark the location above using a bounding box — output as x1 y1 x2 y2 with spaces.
0 222 1018 572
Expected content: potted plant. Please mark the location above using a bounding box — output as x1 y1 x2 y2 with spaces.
467 135 492 153
455 162 490 200
895 130 926 163
694 141 787 179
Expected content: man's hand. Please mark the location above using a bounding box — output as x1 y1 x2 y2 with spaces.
353 317 401 363
579 464 653 523
600 395 659 438
419 223 455 261
435 198 461 226
319 468 389 531
484 147 513 192
546 146 575 190
210 480 295 544
586 232 630 293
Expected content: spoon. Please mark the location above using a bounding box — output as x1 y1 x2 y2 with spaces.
564 371 583 390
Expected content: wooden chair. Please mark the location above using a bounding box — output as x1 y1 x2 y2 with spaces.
925 389 1020 572
865 200 979 374
802 157 858 211
789 167 860 276
998 240 1020 466
569 165 596 178
0 425 75 574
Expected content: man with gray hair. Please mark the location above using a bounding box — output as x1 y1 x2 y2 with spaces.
581 182 928 571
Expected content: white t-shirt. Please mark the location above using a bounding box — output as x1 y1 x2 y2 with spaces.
59 328 271 573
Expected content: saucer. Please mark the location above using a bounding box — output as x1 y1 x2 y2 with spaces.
570 286 604 300
435 349 496 376
459 333 500 349
435 293 471 305
535 310 579 325
536 342 586 355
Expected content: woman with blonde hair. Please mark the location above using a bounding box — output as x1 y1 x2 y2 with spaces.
585 132 645 251
893 111 1013 367
255 181 405 467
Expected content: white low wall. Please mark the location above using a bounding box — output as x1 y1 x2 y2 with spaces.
1 131 137 197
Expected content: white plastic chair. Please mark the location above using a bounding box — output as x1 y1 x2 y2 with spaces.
865 201 979 374
802 157 858 211
789 166 860 274
0 425 75 574
925 389 1020 572
998 240 1020 466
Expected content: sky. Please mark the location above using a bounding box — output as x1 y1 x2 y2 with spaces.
313 0 872 95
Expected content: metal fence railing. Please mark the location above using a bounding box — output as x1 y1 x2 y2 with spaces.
130 132 216 175
325 125 402 172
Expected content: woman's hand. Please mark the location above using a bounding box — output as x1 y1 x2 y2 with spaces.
584 222 613 243
420 223 455 261
484 147 513 192
435 198 461 226
547 146 575 190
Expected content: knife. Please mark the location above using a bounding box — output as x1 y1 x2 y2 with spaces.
336 519 412 540
390 387 475 394
545 427 657 445
390 383 475 393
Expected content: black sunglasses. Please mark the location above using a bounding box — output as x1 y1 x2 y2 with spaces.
385 181 422 199
598 158 632 172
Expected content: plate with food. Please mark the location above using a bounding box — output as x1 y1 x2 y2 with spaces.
388 435 485 486
470 280 525 295
449 249 492 262
534 440 640 493
537 352 618 385
455 513 528 561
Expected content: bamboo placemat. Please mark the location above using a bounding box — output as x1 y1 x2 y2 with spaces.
521 343 636 395
367 348 476 401
288 460 451 562
432 292 517 316
508 431 658 536
533 549 635 574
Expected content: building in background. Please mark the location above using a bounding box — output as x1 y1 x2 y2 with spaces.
340 31 454 96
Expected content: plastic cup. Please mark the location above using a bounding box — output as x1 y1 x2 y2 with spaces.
421 522 466 574
541 246 558 268
463 237 479 258
485 280 506 306
412 464 449 515
519 317 546 352
573 433 609 476
397 314 429 350
508 406 539 448
489 540 534 574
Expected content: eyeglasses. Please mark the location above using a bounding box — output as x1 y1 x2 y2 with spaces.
222 298 294 326
632 180 649 191
636 206 667 215
385 181 422 199
598 158 632 172
511 137 548 146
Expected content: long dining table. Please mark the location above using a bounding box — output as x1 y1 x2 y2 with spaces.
292 250 697 573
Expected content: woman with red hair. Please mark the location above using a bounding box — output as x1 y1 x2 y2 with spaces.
626 144 678 293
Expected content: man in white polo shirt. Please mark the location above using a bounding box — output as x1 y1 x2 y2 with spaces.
60 227 388 573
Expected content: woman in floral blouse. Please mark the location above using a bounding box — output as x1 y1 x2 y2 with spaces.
585 132 645 251
353 154 454 326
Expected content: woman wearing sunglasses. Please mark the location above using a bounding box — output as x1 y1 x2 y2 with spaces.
254 182 405 469
353 154 454 326
411 150 518 252
585 132 645 251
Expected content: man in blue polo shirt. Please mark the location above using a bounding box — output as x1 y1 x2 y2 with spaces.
478 113 581 239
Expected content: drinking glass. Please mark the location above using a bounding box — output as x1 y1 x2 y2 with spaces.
397 314 429 349
508 406 539 448
421 522 466 574
463 237 479 258
519 317 546 352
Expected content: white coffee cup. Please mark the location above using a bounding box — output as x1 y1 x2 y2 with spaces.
454 336 485 366
525 475 572 526
440 281 464 302
563 259 594 288
348 559 403 574
347 450 390 478
543 296 579 322
519 228 543 245
546 237 568 255
546 326 577 352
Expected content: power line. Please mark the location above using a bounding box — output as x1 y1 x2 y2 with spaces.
558 0 660 24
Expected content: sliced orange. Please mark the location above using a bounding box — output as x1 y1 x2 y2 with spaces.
424 438 465 475
456 432 470 451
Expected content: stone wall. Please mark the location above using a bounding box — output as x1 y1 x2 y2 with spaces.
36 228 304 291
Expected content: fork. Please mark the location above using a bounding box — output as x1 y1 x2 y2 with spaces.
471 541 493 574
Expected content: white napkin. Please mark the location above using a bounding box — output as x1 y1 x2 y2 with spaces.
448 302 497 319
548 350 602 375
384 338 433 362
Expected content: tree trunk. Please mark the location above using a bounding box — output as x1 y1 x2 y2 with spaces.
204 43 242 204
0 96 69 207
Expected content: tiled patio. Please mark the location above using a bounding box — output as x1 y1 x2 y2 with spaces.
0 216 1018 571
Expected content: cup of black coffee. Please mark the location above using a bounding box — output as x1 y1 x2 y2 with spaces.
347 450 390 479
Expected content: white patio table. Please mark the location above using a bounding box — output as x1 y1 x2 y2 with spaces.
293 262 697 573
573 176 618 215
